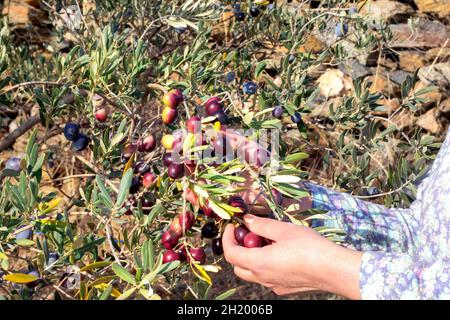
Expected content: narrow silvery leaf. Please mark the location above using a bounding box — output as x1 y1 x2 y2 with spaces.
116 168 133 207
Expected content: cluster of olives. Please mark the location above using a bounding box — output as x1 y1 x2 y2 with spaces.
232 3 263 21
161 89 184 125
120 135 159 215
161 194 258 265
63 123 90 151
159 93 232 182
161 211 207 264
234 225 271 248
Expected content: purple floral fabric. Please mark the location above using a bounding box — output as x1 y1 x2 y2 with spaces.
304 129 450 299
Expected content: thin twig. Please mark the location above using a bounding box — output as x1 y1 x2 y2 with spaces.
0 115 41 152
0 81 61 95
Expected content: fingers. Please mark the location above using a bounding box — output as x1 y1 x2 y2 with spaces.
234 267 274 288
222 224 262 270
233 266 257 283
243 214 291 240
272 287 319 296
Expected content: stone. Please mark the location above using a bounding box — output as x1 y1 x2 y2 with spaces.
298 35 324 53
314 21 379 66
438 97 450 116
399 51 426 72
417 108 443 133
390 70 413 85
317 69 353 98
367 72 400 97
389 20 450 48
378 55 398 71
360 0 414 22
413 81 442 109
425 47 450 63
371 98 401 116
338 59 371 79
414 0 450 18
418 63 450 89
309 96 342 118
2 0 46 27
390 109 417 130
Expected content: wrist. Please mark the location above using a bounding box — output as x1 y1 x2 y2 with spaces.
320 245 363 299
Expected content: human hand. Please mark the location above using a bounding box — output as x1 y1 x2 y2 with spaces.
221 128 313 215
236 171 313 216
222 214 362 299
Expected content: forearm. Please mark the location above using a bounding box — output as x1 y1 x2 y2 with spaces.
302 182 420 252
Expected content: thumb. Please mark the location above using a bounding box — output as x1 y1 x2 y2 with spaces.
243 214 289 241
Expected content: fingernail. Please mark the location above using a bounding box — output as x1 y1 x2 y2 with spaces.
244 214 255 224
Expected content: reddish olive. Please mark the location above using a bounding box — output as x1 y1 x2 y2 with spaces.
170 89 184 104
95 108 109 122
162 107 178 124
161 230 180 249
189 247 206 264
138 135 156 152
162 91 180 109
142 172 157 188
162 250 181 263
243 232 262 248
200 200 215 218
169 219 183 237
186 115 201 133
178 211 195 231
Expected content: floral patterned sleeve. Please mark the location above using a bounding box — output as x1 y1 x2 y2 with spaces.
303 181 421 253
304 129 450 299
360 252 450 299
359 130 450 300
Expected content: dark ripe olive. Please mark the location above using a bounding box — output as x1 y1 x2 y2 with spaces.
272 105 284 119
271 188 283 205
211 238 224 256
138 135 156 153
168 163 184 179
140 192 156 207
205 100 223 116
134 161 151 176
129 176 142 194
201 222 219 239
72 134 90 152
63 123 80 141
163 153 174 167
228 195 249 215
234 225 249 246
